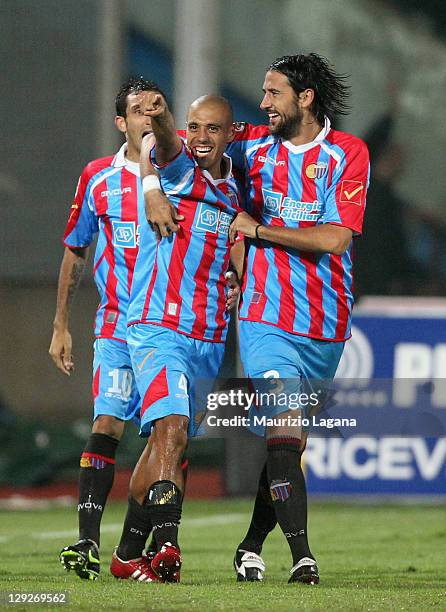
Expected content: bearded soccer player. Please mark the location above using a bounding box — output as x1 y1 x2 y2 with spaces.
109 92 241 583
49 77 166 580
226 54 369 584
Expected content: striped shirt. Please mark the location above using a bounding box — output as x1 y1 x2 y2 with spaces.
63 143 143 342
227 118 370 341
127 145 241 342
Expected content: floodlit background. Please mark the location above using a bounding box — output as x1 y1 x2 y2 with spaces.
1 0 445 500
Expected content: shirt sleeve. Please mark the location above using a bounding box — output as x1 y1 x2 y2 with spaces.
151 143 195 192
322 138 370 235
63 165 99 247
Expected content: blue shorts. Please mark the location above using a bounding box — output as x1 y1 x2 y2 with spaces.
127 324 225 437
92 338 141 424
239 321 344 434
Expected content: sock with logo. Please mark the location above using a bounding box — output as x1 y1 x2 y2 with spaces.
238 462 277 555
78 433 119 546
144 481 182 550
145 458 189 555
116 496 152 560
266 437 313 564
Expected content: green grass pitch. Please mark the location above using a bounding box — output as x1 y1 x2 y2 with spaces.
1 499 445 611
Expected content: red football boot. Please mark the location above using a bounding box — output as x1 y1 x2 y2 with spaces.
151 543 182 583
110 549 162 582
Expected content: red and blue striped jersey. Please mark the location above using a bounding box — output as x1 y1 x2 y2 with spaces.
63 144 143 343
127 145 241 342
227 118 370 342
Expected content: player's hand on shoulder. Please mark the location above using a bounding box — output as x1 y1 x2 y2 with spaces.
145 190 185 239
49 328 74 376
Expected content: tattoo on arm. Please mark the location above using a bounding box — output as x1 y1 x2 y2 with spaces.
67 261 85 306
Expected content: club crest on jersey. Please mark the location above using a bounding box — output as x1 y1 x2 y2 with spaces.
195 203 233 235
305 162 328 179
270 479 292 502
112 220 139 248
262 188 322 222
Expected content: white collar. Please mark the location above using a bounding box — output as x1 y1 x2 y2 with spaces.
281 116 331 154
112 142 140 176
201 153 233 185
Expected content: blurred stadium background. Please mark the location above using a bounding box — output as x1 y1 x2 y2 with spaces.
1 0 446 506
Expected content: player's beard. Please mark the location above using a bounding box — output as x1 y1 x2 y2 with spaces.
272 108 303 141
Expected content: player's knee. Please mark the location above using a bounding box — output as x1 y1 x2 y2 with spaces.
92 415 125 440
154 415 188 458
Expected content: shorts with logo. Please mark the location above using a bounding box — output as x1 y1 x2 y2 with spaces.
127 323 225 437
92 338 141 424
239 320 345 435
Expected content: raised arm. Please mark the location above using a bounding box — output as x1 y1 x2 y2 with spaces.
143 92 182 166
140 130 184 238
49 246 89 375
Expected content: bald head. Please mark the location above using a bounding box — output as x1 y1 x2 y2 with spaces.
188 94 233 127
185 94 235 179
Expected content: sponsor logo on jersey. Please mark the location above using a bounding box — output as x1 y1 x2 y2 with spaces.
111 220 140 248
195 203 233 234
305 162 328 179
101 186 132 198
262 188 322 222
340 180 364 206
257 155 285 167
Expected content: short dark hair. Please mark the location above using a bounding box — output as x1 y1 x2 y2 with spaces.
268 54 350 123
115 76 166 117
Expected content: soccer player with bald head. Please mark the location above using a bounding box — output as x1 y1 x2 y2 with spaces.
111 92 242 583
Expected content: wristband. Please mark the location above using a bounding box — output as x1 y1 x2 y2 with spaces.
255 224 262 240
142 175 161 194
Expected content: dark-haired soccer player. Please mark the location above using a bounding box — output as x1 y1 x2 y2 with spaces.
50 77 165 580
227 54 369 585
110 91 241 583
